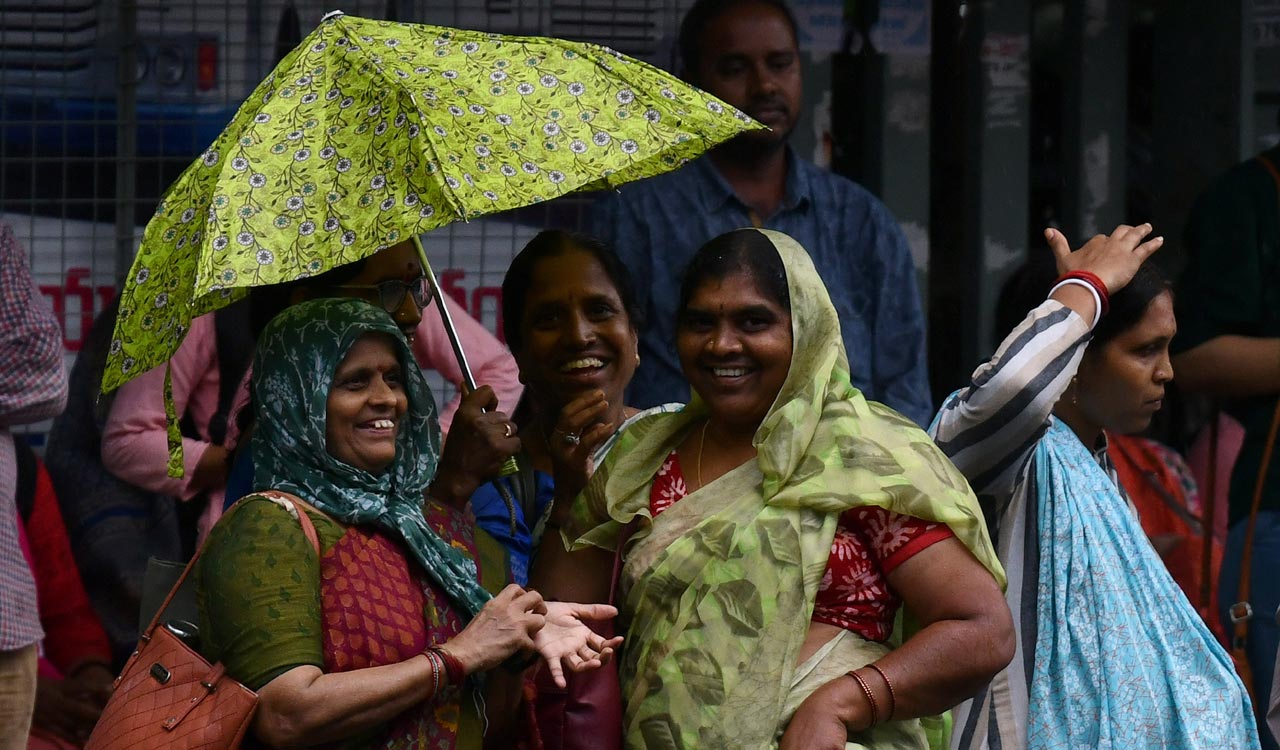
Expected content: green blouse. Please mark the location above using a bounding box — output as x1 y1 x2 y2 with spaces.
195 495 511 749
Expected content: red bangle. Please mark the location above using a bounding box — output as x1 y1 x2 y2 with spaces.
867 663 896 721
430 646 466 686
1056 270 1110 315
847 669 879 730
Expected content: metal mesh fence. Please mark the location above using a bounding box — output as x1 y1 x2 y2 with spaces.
0 0 696 442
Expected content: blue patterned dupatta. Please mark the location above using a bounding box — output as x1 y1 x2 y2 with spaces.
1028 419 1257 749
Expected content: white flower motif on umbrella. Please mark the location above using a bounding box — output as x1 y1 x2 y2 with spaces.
101 12 763 476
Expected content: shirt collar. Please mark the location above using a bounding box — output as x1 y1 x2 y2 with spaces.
692 145 813 218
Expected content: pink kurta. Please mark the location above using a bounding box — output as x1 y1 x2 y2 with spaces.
101 295 522 539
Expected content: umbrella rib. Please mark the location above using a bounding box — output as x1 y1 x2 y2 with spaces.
332 15 469 223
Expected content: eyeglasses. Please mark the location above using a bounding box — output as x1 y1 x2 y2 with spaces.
332 276 434 315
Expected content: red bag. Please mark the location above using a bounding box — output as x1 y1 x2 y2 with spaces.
534 523 633 750
85 492 319 750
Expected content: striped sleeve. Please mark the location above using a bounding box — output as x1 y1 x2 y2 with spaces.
930 299 1092 498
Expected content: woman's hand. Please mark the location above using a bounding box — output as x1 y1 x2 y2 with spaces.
32 665 115 743
1046 223 1164 295
546 390 616 505
430 385 520 507
445 584 546 675
532 601 624 688
780 675 866 750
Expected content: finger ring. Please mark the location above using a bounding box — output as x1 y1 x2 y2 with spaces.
503 422 514 438
561 431 580 446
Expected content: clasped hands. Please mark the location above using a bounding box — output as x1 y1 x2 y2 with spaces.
446 584 622 688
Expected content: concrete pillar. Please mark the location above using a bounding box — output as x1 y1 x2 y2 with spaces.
1061 0 1128 240
929 0 1031 394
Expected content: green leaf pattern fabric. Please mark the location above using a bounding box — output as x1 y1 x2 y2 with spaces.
566 229 1005 749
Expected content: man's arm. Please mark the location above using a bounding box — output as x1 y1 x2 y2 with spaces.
1172 167 1272 398
0 223 67 427
1174 336 1280 398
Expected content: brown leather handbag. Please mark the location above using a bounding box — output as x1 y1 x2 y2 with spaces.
85 491 319 750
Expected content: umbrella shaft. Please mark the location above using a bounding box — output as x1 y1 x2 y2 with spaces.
415 237 517 478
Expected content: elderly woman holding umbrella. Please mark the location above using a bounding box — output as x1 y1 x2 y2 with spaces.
194 297 620 749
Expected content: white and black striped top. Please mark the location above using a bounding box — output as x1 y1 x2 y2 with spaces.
931 298 1122 750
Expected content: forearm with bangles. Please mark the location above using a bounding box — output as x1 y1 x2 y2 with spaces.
843 663 896 732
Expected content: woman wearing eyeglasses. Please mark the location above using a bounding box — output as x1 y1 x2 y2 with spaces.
99 239 523 543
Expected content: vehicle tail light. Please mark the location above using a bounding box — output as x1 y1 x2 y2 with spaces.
197 39 217 92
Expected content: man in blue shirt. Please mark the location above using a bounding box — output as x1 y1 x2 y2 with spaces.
592 0 931 426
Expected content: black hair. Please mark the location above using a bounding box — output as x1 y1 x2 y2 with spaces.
994 252 1171 350
1091 263 1172 347
249 256 369 337
500 230 642 354
678 229 790 317
677 0 799 78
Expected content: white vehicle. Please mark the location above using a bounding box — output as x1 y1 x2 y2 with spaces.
0 0 679 158
1 0 686 445
0 1 389 157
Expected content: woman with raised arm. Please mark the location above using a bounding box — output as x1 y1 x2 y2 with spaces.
934 224 1257 749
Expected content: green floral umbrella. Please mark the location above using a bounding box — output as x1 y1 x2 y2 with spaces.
101 11 761 471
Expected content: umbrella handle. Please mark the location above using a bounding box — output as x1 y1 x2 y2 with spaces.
414 236 519 478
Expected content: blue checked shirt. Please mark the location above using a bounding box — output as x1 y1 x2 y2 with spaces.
0 222 67 649
591 151 932 426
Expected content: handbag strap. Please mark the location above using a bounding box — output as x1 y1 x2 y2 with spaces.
139 490 320 638
1201 410 1220 611
1232 153 1280 648
1231 397 1280 646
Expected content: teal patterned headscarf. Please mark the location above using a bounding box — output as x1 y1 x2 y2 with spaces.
251 297 491 617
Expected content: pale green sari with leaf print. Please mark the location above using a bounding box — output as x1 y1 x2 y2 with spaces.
566 229 1005 750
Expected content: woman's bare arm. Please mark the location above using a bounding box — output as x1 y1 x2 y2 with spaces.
528 525 615 606
252 585 546 747
781 538 1013 748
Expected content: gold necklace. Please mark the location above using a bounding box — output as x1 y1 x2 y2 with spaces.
695 420 710 491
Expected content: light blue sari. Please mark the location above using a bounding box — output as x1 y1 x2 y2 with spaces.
1028 419 1258 749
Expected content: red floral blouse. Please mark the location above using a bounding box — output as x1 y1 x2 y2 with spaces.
650 452 953 642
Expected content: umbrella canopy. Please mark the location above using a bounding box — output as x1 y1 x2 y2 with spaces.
102 11 762 397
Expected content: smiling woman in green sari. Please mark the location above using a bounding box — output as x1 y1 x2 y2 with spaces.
533 229 1013 749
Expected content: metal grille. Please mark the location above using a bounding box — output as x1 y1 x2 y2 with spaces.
0 0 694 444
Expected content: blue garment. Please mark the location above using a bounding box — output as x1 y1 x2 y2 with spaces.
472 404 682 584
1029 419 1257 749
471 468 554 585
223 448 253 510
591 150 931 426
1220 512 1280 750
